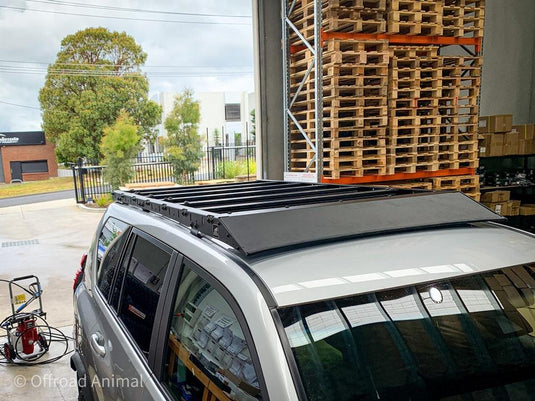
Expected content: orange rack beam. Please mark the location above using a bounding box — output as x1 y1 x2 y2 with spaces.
321 31 482 53
289 31 482 54
322 168 476 185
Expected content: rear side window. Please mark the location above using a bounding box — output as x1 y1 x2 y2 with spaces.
117 233 172 356
96 218 129 299
163 260 262 400
279 264 535 401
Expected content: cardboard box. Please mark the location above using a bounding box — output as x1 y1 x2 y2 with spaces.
479 115 513 133
520 204 535 216
526 124 535 140
481 190 510 203
479 133 505 157
508 201 520 216
504 131 520 155
484 202 510 216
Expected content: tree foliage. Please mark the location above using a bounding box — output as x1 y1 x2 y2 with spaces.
164 89 203 183
101 111 140 189
39 27 161 163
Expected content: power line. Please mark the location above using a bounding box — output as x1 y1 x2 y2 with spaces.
0 67 253 78
0 100 41 111
0 5 252 25
0 59 253 69
25 0 252 18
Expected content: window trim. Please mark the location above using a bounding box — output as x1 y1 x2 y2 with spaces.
153 256 271 401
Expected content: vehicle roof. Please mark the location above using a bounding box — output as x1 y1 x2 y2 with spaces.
248 223 535 307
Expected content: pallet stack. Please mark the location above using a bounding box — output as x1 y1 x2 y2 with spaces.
286 0 485 200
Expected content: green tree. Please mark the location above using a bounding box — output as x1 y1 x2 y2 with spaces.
39 27 161 163
164 89 203 183
213 128 221 146
101 111 141 189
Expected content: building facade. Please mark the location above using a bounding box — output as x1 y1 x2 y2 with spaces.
0 131 58 183
151 91 255 153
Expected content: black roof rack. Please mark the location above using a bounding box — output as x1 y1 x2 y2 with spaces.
113 180 505 255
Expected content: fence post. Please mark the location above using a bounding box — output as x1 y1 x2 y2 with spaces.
246 122 250 181
71 163 80 203
221 126 226 179
77 157 86 203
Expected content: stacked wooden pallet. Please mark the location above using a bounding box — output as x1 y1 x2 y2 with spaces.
286 0 485 200
288 0 484 40
391 175 480 200
442 0 485 38
387 46 441 174
290 39 390 178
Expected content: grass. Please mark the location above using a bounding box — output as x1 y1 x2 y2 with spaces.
0 177 74 199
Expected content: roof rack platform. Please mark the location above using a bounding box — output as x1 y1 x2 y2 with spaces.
113 180 504 255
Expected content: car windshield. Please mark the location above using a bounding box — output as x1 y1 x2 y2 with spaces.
278 263 535 401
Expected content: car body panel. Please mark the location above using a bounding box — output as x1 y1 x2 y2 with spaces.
250 223 535 306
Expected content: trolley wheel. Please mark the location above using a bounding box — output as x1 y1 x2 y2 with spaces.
37 333 48 351
3 343 15 361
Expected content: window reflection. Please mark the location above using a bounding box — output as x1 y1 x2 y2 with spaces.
280 264 535 401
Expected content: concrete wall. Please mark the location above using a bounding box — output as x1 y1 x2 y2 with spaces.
480 0 535 124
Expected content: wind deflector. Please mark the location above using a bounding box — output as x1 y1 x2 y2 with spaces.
113 180 504 255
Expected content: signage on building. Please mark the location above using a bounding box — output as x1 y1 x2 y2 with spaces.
0 131 45 146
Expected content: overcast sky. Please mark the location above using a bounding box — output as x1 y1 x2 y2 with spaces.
0 0 254 132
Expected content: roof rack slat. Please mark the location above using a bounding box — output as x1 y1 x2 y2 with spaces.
199 188 398 213
169 185 392 209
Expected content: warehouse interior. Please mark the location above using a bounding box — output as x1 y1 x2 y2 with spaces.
253 0 535 232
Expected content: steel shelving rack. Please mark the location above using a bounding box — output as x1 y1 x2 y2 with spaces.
281 0 484 185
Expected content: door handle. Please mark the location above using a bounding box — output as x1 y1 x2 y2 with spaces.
90 332 106 357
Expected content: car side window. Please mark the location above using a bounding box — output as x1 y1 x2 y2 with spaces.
164 260 262 401
117 233 172 356
96 217 129 300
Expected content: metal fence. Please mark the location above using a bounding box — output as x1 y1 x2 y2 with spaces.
72 145 256 203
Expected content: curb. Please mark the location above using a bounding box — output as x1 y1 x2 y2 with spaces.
77 203 106 213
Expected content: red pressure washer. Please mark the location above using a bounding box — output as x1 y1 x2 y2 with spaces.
1 275 48 362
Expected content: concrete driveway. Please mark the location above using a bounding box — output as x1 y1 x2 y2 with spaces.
0 199 103 400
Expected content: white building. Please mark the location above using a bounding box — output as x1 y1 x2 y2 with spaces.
151 91 255 152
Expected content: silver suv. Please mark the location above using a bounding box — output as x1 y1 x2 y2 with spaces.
72 180 535 401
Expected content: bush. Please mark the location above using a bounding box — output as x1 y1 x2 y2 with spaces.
96 194 113 208
215 160 256 179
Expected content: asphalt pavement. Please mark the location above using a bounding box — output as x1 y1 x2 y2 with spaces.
0 190 75 208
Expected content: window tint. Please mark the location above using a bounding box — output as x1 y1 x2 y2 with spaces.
279 264 535 401
96 218 129 300
118 234 171 356
164 260 261 400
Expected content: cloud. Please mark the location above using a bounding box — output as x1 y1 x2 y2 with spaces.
0 0 254 132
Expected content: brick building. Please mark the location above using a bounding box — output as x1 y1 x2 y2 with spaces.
0 131 58 183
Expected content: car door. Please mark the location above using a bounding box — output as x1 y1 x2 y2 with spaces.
88 226 177 400
151 257 270 401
